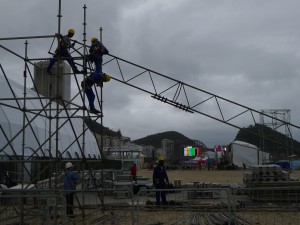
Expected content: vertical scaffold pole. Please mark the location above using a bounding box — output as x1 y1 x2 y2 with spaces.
54 0 63 190
81 4 87 219
20 40 29 225
99 26 105 207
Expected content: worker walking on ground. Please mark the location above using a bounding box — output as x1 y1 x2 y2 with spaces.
130 162 137 184
153 156 169 205
47 28 80 74
64 162 80 218
81 37 110 114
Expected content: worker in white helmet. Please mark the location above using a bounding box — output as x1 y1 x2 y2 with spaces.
63 162 80 217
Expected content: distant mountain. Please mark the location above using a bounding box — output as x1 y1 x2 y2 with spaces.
235 124 300 160
132 131 202 150
84 119 199 149
84 118 209 151
85 117 300 160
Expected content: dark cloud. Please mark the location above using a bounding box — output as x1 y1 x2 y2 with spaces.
1 0 300 147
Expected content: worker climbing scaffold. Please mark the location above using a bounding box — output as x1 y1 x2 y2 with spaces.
81 37 110 114
47 28 81 74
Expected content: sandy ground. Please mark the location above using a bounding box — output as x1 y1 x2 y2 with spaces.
137 168 300 185
32 169 300 225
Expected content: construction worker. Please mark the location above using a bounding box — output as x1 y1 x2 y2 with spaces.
47 28 80 74
81 37 110 114
153 156 169 205
64 162 80 218
130 162 137 184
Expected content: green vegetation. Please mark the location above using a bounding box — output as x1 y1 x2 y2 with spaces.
132 131 203 155
235 124 300 159
84 118 300 159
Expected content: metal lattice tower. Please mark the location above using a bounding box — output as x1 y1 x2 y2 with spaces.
260 109 293 160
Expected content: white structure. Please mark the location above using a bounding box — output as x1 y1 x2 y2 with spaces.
230 140 270 167
33 61 71 108
0 75 99 159
161 139 175 163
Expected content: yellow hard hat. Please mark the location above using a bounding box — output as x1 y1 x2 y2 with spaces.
68 28 75 34
104 73 110 82
158 156 165 161
91 37 98 43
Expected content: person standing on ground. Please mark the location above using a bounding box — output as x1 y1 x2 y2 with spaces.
64 162 80 217
47 28 80 74
130 162 137 184
81 37 110 114
153 156 169 205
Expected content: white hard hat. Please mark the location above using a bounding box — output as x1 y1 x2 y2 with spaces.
65 162 74 169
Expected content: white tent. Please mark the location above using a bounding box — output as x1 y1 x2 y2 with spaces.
230 140 269 167
0 76 100 159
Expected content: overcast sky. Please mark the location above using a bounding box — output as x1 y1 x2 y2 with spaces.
1 0 300 148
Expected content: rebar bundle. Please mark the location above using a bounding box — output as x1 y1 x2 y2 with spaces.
171 213 250 225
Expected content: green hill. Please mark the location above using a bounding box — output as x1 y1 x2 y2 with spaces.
84 117 300 161
132 131 203 150
235 124 300 160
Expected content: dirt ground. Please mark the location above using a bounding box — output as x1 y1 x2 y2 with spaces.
134 168 300 225
137 168 300 185
37 169 300 225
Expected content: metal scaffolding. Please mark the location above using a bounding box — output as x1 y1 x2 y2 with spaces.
260 109 294 160
1 0 300 224
0 1 115 223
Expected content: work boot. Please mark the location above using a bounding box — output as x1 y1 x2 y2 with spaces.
96 81 103 87
73 67 81 74
90 108 101 114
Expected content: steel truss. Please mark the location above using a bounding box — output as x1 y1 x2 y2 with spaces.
101 53 299 153
0 0 300 224
0 1 299 181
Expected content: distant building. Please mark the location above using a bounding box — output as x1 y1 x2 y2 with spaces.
161 139 177 164
142 145 156 159
94 132 145 169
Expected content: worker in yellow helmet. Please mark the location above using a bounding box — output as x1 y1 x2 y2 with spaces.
81 37 110 114
153 155 169 205
47 28 80 74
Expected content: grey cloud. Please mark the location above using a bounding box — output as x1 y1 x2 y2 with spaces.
2 0 300 147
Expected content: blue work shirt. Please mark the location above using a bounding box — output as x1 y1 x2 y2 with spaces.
153 164 169 188
63 171 80 195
